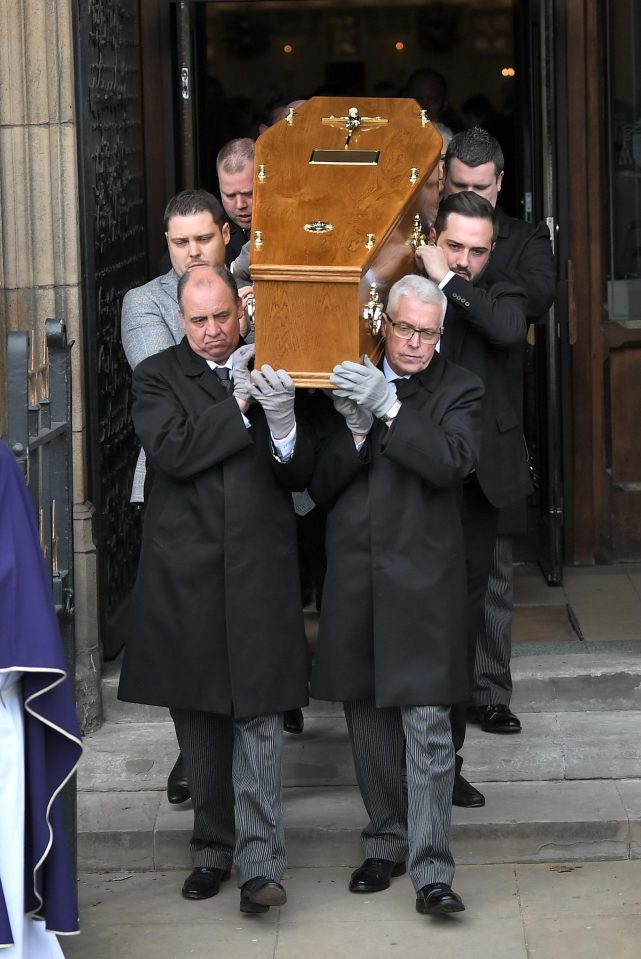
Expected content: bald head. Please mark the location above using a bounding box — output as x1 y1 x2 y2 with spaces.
178 266 243 364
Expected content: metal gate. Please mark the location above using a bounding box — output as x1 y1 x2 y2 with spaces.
3 319 76 870
74 0 149 658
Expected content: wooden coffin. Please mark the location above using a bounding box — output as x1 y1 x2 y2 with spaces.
251 96 442 387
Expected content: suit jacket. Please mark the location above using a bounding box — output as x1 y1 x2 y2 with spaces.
309 352 484 707
486 208 555 320
225 220 250 267
118 337 313 717
121 268 183 501
440 273 532 510
231 240 252 286
485 208 555 531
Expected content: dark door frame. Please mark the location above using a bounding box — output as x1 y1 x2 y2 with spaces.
150 0 584 569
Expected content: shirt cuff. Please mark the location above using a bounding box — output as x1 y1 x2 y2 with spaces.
272 424 297 461
439 270 456 289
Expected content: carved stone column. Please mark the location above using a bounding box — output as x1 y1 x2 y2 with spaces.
0 0 102 729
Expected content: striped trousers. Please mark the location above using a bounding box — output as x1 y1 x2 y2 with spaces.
344 699 455 891
450 479 500 770
170 709 286 887
473 534 514 706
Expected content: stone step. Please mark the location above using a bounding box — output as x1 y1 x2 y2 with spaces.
78 710 641 794
77 778 641 872
101 651 641 723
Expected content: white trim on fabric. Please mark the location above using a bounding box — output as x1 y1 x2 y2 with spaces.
0 667 82 923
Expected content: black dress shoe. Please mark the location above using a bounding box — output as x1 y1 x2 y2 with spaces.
452 774 485 808
349 857 406 893
182 866 231 900
477 704 522 734
167 752 190 804
416 882 465 915
283 708 304 735
240 877 287 914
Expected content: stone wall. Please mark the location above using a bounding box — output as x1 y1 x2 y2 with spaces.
0 0 102 729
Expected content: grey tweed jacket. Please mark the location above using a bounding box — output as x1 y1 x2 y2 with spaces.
121 268 183 501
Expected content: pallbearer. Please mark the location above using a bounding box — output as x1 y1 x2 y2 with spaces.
119 266 313 914
310 274 484 916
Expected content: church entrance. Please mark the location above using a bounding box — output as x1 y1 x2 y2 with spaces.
153 0 568 581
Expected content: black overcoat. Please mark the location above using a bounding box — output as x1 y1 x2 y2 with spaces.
440 275 532 510
486 208 555 321
484 208 556 533
309 352 484 708
118 338 312 718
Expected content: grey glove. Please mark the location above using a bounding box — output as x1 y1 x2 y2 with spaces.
330 355 397 419
331 390 373 436
230 343 255 405
248 364 296 438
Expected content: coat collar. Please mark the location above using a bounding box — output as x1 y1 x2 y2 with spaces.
495 206 512 239
175 335 245 400
382 349 445 398
160 268 180 303
415 349 446 393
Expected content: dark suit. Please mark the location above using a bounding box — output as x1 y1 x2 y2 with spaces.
438 273 530 767
118 337 312 884
486 208 556 320
225 220 250 267
310 352 484 890
475 210 555 707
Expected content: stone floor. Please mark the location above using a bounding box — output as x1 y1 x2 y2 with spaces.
67 563 641 956
60 859 641 959
512 562 641 648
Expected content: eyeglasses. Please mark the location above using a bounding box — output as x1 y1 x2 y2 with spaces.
385 316 444 343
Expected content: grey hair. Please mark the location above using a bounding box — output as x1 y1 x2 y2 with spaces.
386 274 447 325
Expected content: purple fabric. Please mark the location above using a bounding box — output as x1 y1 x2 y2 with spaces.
0 891 11 947
0 443 82 941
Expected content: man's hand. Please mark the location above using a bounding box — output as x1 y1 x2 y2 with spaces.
331 390 373 437
231 343 255 413
249 364 295 439
415 243 450 283
330 356 397 419
238 286 254 337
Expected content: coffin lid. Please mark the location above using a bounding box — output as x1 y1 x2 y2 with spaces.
251 96 442 274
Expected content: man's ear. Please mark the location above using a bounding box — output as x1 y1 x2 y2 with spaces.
428 226 437 244
222 222 231 245
496 170 504 194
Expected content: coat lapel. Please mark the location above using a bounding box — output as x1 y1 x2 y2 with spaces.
415 350 446 394
175 338 228 401
440 302 466 362
160 268 179 305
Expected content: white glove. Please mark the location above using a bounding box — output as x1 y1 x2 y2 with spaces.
248 364 296 438
331 391 373 436
330 356 397 419
230 343 255 405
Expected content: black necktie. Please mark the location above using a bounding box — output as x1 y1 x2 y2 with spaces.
392 377 412 400
214 367 232 394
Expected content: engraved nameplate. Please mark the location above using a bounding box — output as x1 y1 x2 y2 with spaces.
310 149 380 165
